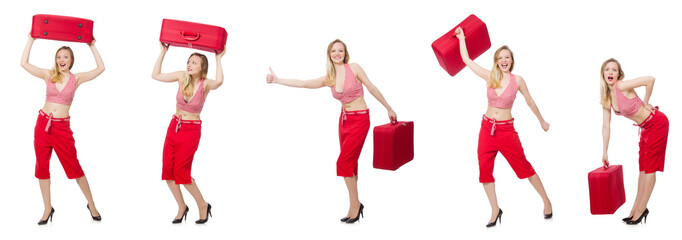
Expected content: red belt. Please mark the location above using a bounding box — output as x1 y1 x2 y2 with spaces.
173 115 201 133
341 108 368 127
483 115 513 136
39 110 70 132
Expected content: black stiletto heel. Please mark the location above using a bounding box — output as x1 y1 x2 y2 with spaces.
172 206 189 224
38 208 55 225
626 208 649 225
195 203 212 224
486 209 502 228
345 204 364 224
87 204 101 221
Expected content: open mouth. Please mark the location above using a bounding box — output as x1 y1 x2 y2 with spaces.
59 63 66 68
607 76 614 81
501 63 508 68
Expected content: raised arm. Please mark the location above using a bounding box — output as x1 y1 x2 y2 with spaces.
266 67 326 89
75 39 106 85
151 43 183 83
454 27 490 81
20 36 50 80
618 76 655 107
602 107 612 166
353 63 397 121
205 47 226 90
517 76 549 131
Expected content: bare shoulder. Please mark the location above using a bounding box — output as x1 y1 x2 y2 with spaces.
349 62 363 72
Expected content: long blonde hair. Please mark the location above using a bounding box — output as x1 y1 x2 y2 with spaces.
489 45 514 89
325 39 350 87
600 58 625 109
49 46 74 83
182 53 208 97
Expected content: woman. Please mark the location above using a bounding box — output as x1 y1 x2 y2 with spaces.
266 39 397 223
600 58 667 225
151 43 225 224
454 28 553 227
20 35 105 225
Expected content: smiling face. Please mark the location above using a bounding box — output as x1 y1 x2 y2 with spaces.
54 48 74 72
496 49 513 73
186 55 203 75
329 42 347 64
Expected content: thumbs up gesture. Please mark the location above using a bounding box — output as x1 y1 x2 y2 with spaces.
266 67 278 83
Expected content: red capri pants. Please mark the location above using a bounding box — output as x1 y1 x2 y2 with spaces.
162 115 202 184
336 109 370 177
34 110 85 179
478 116 536 183
638 109 669 173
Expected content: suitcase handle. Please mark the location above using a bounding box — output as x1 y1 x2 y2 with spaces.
451 27 465 38
181 31 200 41
390 116 398 124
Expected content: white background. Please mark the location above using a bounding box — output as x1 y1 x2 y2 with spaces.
1 0 679 239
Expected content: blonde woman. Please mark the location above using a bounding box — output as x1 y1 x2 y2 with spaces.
266 39 397 223
152 43 225 224
454 28 553 227
20 35 105 225
600 58 667 225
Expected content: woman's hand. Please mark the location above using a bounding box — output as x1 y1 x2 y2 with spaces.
541 120 550 132
388 109 397 123
453 27 464 39
602 154 610 167
266 67 278 84
160 42 169 53
88 37 96 46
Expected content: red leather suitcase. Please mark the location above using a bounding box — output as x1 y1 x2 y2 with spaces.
31 14 94 43
160 19 227 53
373 121 414 170
588 164 626 214
432 14 491 76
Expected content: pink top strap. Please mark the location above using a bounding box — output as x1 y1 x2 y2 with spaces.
331 64 364 104
176 79 206 113
487 74 517 109
612 81 643 119
45 73 77 106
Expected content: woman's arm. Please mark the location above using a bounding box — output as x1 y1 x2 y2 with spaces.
75 39 106 85
517 76 549 131
618 76 655 107
205 47 226 90
20 36 50 80
151 43 183 83
266 67 326 89
602 107 612 166
353 63 397 121
454 27 491 81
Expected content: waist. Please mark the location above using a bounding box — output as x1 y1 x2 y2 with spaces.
341 108 369 115
482 115 514 124
39 109 70 121
174 109 201 120
637 107 662 128
172 114 202 124
484 107 512 121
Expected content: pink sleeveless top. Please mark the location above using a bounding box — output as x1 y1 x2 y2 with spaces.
612 81 643 118
176 79 206 113
46 73 77 106
487 74 517 109
331 64 363 104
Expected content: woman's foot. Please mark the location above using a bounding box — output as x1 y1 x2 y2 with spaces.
176 204 188 220
197 202 210 220
544 203 553 219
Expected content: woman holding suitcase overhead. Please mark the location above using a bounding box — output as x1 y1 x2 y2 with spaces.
454 28 553 227
266 39 397 223
600 58 667 225
21 35 105 225
152 42 225 224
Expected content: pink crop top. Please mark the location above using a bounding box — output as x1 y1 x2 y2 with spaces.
331 64 364 104
487 74 517 109
176 79 206 113
612 81 643 118
46 73 77 106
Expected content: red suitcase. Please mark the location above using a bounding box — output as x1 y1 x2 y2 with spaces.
588 164 626 214
432 14 491 76
31 14 94 43
160 19 227 54
373 121 414 170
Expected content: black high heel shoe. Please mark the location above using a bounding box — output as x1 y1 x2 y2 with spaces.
345 204 364 224
340 217 350 222
87 204 102 221
622 216 633 222
195 203 212 224
38 208 55 225
544 211 553 219
626 208 649 225
486 209 502 228
173 206 189 224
